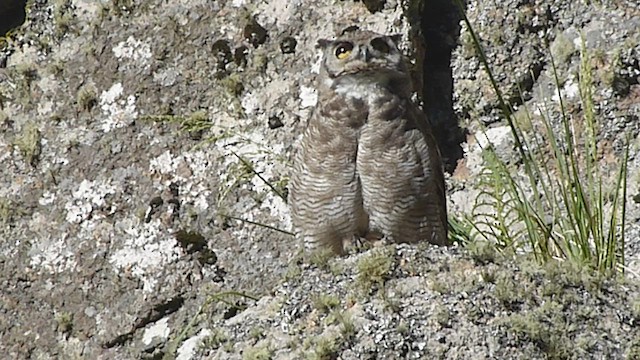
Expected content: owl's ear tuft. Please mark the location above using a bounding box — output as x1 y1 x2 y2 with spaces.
316 39 333 49
340 25 360 35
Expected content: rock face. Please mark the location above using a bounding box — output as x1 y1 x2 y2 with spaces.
203 244 640 359
0 0 638 359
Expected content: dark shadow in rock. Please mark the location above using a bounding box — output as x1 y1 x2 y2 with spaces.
175 229 218 265
0 0 26 36
102 296 185 349
410 0 467 173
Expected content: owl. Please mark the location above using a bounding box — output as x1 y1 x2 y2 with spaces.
289 27 449 255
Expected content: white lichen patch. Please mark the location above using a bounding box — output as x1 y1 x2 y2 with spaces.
0 137 11 165
71 0 103 19
311 51 323 74
253 0 300 28
176 328 212 360
5 44 38 68
473 126 512 151
143 317 171 345
112 36 152 69
29 235 77 274
261 192 291 230
149 150 179 175
65 179 117 224
153 67 179 87
58 336 85 359
461 126 513 179
299 85 317 108
36 74 61 95
241 91 259 115
100 83 138 132
149 150 213 211
242 79 292 117
552 76 580 102
109 219 183 292
39 191 56 206
37 100 54 116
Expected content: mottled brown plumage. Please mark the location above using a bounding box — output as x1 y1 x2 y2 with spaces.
289 27 448 254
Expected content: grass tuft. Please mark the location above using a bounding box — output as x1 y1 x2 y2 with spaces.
454 0 629 274
356 248 395 293
14 121 42 167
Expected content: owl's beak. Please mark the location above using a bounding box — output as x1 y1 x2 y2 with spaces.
358 47 371 62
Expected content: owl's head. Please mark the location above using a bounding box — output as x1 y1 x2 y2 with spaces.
317 27 409 86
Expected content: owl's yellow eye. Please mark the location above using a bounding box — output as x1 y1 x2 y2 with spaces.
335 42 353 59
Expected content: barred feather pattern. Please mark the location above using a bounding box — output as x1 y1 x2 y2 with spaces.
289 28 449 254
288 96 369 254
357 94 448 245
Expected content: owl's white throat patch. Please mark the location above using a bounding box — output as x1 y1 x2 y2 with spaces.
331 75 389 104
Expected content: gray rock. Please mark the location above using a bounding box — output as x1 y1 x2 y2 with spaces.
1 0 639 358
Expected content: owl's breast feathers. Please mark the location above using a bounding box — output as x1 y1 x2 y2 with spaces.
318 95 368 129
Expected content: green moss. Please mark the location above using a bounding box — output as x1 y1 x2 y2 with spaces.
502 301 572 359
14 121 42 167
459 30 477 59
429 278 450 295
333 310 356 340
467 241 498 265
251 52 268 73
323 309 352 332
396 320 409 335
433 305 451 327
55 311 74 335
0 198 10 225
307 248 335 270
626 335 640 360
223 341 234 353
312 294 340 313
284 262 302 282
549 32 576 64
46 60 65 77
140 111 211 134
511 106 535 132
328 260 346 276
356 247 395 293
199 329 229 350
494 274 526 309
631 298 640 321
220 73 245 97
242 343 274 360
76 85 98 111
480 268 496 284
249 326 266 341
540 260 604 293
53 0 76 37
307 335 338 360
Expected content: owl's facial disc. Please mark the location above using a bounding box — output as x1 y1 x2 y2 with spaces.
322 35 405 79
331 37 391 62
